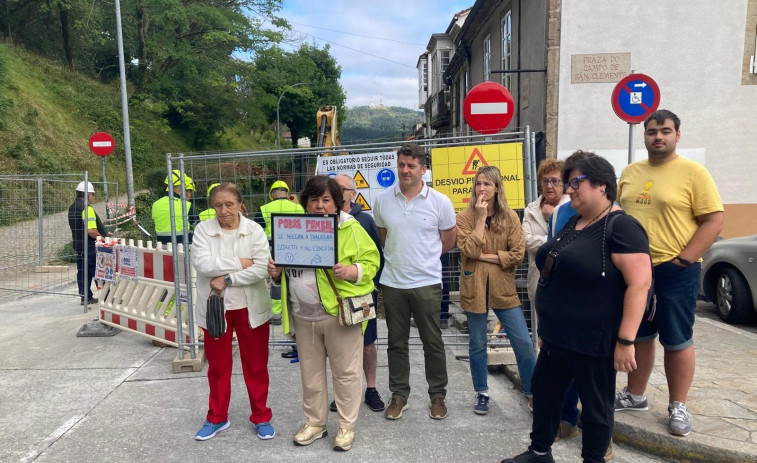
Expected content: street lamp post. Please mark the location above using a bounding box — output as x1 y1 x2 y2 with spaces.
276 82 309 150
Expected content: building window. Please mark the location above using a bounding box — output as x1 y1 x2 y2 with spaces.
483 34 491 81
502 11 512 90
420 59 428 92
441 50 451 78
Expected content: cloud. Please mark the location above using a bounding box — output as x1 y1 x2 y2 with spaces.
279 0 471 109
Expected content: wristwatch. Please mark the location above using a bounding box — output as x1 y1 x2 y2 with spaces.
224 275 232 286
617 337 634 346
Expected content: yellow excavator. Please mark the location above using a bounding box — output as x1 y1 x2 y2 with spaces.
316 105 347 155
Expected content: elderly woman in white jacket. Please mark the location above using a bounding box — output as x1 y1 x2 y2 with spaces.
191 182 274 442
521 159 570 305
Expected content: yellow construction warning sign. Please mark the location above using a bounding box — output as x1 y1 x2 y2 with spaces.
462 148 489 174
431 142 525 212
354 170 369 189
354 193 371 211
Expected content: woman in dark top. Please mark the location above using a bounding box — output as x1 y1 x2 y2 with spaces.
501 156 652 463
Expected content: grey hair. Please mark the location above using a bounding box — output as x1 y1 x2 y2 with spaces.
335 174 357 190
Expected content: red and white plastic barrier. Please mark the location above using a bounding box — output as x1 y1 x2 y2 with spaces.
96 237 196 347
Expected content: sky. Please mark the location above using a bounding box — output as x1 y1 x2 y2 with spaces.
275 0 472 110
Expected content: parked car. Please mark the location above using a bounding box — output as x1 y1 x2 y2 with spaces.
699 234 757 324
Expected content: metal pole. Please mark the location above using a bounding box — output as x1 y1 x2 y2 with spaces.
628 123 636 165
276 82 309 151
102 157 110 219
523 125 533 204
83 171 89 312
177 157 195 360
115 0 135 209
530 129 538 201
37 178 43 266
276 99 281 150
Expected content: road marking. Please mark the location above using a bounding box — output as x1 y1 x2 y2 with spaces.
470 102 509 115
20 415 85 463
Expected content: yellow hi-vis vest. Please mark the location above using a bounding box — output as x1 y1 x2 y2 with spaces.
259 198 305 238
198 208 216 221
152 195 192 236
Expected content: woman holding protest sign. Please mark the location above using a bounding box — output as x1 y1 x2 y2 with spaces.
267 175 379 451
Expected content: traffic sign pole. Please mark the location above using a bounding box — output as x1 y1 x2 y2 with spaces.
628 123 635 165
102 158 110 219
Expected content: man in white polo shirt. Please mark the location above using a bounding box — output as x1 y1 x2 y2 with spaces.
374 143 457 421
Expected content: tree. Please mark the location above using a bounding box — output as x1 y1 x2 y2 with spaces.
248 43 346 147
124 0 286 147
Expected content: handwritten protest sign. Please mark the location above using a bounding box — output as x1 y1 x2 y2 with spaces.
271 214 338 268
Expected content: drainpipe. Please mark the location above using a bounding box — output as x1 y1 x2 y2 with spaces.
517 0 522 129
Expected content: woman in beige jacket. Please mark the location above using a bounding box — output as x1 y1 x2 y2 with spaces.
457 166 535 415
521 159 570 305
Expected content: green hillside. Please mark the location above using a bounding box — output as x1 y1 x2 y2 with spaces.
0 44 423 187
341 106 423 144
0 44 197 186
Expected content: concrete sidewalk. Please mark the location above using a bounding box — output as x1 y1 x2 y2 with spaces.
497 311 757 463
0 294 747 462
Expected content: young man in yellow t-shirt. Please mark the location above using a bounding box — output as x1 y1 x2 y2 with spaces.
616 109 724 438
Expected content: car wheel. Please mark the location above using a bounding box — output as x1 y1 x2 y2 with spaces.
715 267 753 324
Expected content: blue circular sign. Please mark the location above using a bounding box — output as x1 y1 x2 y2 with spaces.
376 169 395 188
611 73 661 124
326 172 337 178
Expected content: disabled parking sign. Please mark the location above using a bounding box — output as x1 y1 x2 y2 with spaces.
611 73 661 124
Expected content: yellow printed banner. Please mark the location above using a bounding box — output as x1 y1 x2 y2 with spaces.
431 143 524 212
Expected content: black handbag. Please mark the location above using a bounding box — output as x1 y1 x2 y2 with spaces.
206 292 226 338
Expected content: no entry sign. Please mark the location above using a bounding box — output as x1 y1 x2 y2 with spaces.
89 132 116 156
464 82 515 134
611 73 661 124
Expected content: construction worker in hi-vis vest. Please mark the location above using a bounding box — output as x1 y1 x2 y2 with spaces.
254 180 305 239
253 180 304 324
198 183 220 222
152 170 199 245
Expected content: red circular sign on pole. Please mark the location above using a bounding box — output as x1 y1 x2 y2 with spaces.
464 81 515 134
611 73 661 124
88 132 116 157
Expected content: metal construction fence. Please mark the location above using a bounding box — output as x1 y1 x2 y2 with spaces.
160 130 541 359
0 174 119 302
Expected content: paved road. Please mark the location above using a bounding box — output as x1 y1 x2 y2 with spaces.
0 294 673 463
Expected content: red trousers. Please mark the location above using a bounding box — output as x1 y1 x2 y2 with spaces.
203 308 272 424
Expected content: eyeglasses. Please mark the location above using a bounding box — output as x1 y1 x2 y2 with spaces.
340 187 355 192
565 175 588 190
540 178 563 187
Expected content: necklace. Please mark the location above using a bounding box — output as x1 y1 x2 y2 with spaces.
549 202 612 255
575 203 613 230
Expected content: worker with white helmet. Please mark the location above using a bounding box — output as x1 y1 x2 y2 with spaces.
152 170 199 245
67 181 108 305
